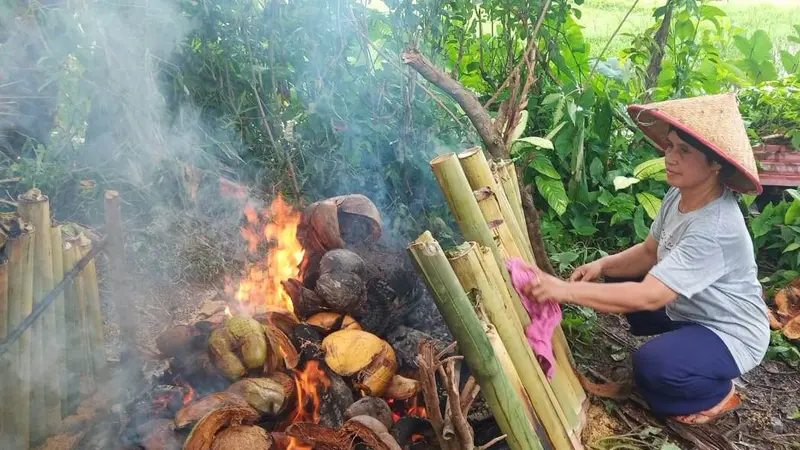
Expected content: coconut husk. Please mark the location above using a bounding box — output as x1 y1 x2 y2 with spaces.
226 376 294 416
156 325 203 358
209 425 274 450
269 326 300 371
282 278 328 318
139 419 182 450
768 309 786 330
306 312 362 333
285 416 401 450
174 392 251 429
183 405 261 450
384 374 420 401
775 287 800 318
253 307 300 338
314 270 367 314
344 397 393 430
783 315 800 341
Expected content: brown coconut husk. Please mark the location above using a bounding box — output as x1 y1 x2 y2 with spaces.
183 405 261 450
174 392 251 429
209 425 274 450
775 287 800 318
783 315 800 341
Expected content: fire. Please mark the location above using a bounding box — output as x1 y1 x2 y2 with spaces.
234 194 305 314
174 377 196 405
286 360 331 450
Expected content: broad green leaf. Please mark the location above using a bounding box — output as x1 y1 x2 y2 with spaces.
535 176 569 216
636 192 662 220
570 214 598 237
700 5 726 19
786 200 800 225
750 206 780 238
750 30 774 62
613 176 640 190
633 157 666 180
515 136 554 150
509 110 529 142
546 122 567 141
598 190 614 207
787 189 800 202
542 93 562 105
780 50 800 74
594 98 612 144
742 194 757 207
783 242 800 254
566 99 577 124
660 443 682 450
589 157 604 184
529 152 561 179
634 207 649 241
552 251 579 266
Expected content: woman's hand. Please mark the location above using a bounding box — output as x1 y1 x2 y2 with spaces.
521 270 574 304
569 259 604 282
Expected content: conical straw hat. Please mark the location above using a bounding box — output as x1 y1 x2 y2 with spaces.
627 93 762 195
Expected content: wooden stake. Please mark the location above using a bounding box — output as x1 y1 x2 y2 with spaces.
50 224 68 418
458 148 534 263
104 190 136 360
448 242 576 449
430 153 518 302
17 189 61 438
408 231 543 450
5 223 34 449
78 235 106 379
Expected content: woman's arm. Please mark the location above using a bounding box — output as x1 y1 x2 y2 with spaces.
597 234 659 279
524 272 678 314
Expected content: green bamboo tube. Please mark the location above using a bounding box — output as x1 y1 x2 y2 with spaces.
448 242 575 449
18 189 61 437
493 160 528 247
63 239 93 407
430 153 519 302
5 223 34 449
78 235 106 379
408 231 543 450
488 219 524 262
458 148 534 264
50 225 68 418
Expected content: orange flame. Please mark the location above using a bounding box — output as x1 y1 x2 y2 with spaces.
234 194 305 314
286 360 331 450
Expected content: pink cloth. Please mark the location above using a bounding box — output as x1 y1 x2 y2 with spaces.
505 257 562 379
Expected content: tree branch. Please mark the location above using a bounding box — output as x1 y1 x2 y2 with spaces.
401 47 504 158
644 0 673 102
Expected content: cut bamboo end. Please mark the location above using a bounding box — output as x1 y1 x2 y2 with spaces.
408 233 543 450
5 222 34 450
77 236 106 380
17 189 62 435
448 242 576 449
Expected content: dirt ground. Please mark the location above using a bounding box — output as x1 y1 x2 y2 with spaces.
573 312 800 450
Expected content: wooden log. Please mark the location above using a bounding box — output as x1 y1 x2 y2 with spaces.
459 147 534 264
429 153 518 306
17 188 62 437
50 224 68 418
5 222 34 449
407 231 543 450
78 235 106 379
448 242 577 449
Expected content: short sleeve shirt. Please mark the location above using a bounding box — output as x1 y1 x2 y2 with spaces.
648 187 770 374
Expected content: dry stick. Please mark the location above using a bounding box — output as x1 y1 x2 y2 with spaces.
408 232 543 450
78 236 106 380
448 242 575 449
5 223 34 450
50 225 68 417
17 189 62 438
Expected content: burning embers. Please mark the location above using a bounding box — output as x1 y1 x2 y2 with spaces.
133 194 436 450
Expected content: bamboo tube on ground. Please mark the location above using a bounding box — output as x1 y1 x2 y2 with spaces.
18 189 61 437
5 223 34 450
408 231 543 450
448 242 576 449
78 235 106 379
50 224 68 418
459 148 534 263
430 153 518 300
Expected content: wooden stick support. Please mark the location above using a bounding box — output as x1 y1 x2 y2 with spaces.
408 231 543 450
17 188 61 438
5 222 34 449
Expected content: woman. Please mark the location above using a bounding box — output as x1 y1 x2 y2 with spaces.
523 93 770 425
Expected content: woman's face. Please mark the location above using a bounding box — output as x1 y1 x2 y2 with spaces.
663 130 720 189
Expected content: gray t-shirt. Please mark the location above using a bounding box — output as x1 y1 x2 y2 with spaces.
648 187 770 374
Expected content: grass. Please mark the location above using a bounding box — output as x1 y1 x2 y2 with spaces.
576 0 800 61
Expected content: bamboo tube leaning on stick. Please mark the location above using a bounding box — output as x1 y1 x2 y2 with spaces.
5 221 35 450
430 153 518 301
78 234 106 379
408 231 543 450
50 224 69 418
458 148 534 264
17 188 62 437
492 160 531 251
447 242 578 450
62 238 92 408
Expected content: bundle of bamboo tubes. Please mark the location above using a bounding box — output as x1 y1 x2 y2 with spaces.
0 190 105 449
409 149 588 450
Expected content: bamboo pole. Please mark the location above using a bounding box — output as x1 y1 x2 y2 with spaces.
458 148 534 263
62 239 92 409
408 231 543 450
78 235 106 379
448 242 576 449
430 153 519 301
5 223 34 449
104 190 136 361
0 254 8 437
17 189 61 437
50 224 68 418
493 159 530 251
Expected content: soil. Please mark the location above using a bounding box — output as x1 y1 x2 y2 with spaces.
571 312 800 450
